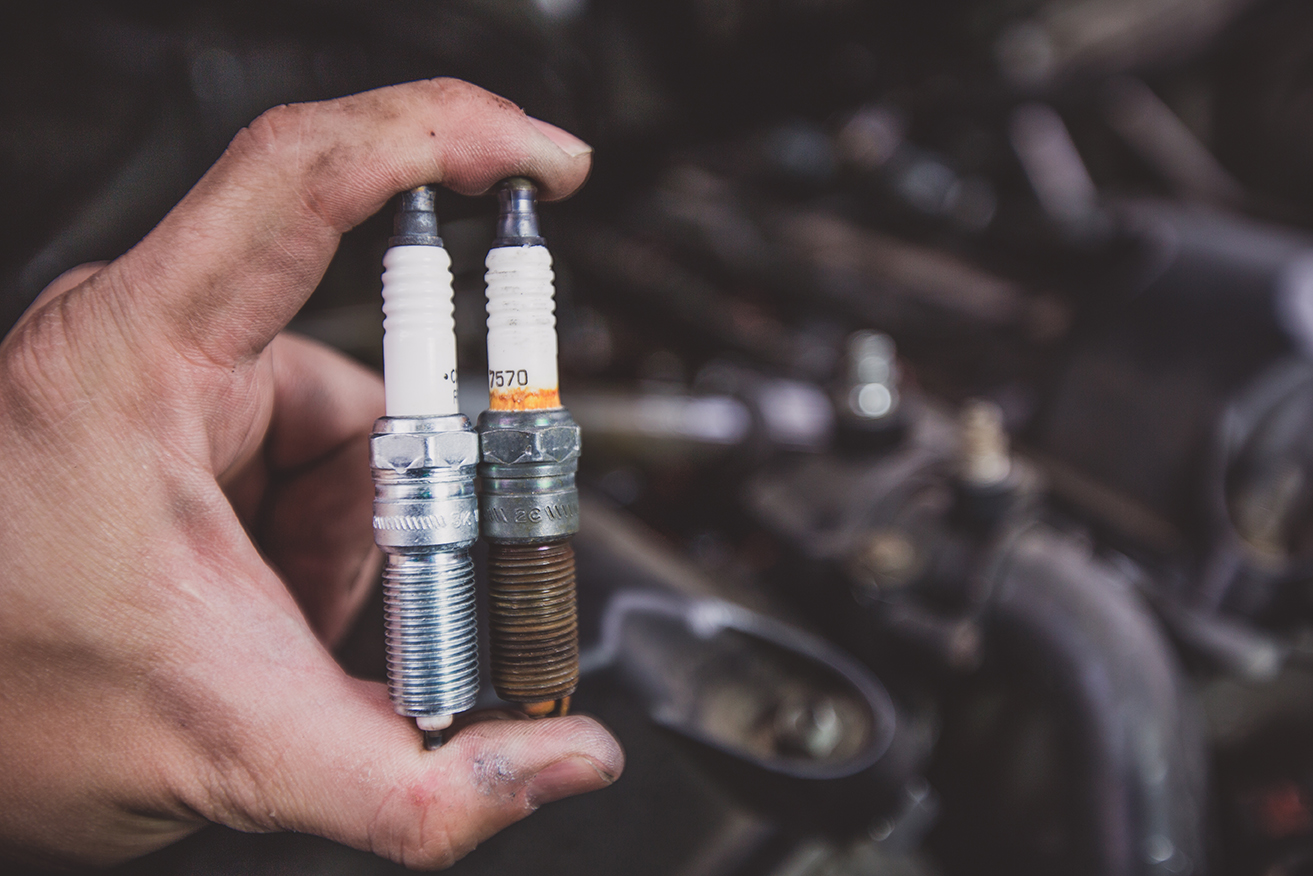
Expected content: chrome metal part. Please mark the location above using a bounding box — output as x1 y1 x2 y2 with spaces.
492 176 546 247
477 408 582 542
372 414 481 721
389 185 444 247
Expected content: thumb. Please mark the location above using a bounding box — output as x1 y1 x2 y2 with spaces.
198 666 622 870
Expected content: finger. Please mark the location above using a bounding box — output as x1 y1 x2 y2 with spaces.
10 262 107 334
262 333 385 472
107 78 592 368
198 665 623 871
218 333 383 645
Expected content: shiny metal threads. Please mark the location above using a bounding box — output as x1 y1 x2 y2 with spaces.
486 541 579 706
371 415 481 721
383 551 480 716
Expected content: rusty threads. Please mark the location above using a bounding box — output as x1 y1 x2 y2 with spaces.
487 540 579 707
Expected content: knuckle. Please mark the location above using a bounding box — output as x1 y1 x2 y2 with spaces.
0 272 179 437
0 304 83 430
426 77 491 107
226 102 304 162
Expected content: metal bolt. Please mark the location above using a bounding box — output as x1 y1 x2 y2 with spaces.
843 331 900 421
958 399 1011 487
773 694 843 760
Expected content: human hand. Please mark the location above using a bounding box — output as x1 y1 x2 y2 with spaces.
0 79 621 870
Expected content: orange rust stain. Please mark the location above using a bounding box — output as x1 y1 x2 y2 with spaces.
490 387 561 411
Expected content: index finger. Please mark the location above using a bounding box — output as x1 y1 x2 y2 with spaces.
106 78 592 368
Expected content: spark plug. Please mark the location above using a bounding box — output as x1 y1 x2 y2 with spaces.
372 187 480 748
478 178 581 718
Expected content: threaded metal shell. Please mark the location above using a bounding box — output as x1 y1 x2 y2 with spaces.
487 540 579 703
383 550 480 716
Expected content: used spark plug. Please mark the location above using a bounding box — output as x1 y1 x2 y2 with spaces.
372 187 480 748
478 178 581 718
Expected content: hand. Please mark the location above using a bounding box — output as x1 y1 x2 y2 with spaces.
0 79 622 870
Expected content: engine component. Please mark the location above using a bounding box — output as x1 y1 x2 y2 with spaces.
589 588 899 831
371 187 480 748
478 178 582 716
971 524 1207 876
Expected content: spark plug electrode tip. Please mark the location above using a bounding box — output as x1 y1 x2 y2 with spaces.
423 729 445 750
391 185 444 248
493 177 545 247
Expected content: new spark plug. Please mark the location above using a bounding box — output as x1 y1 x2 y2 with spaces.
478 178 581 717
372 187 480 748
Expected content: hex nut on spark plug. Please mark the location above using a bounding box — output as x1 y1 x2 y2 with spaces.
478 408 581 544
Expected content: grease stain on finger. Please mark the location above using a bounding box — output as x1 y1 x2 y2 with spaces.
471 754 520 798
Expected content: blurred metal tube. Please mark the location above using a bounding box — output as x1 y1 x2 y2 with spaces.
989 525 1207 875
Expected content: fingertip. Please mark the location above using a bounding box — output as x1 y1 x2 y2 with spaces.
552 715 626 780
250 678 625 867
440 712 624 783
525 756 614 809
524 118 593 201
528 117 593 159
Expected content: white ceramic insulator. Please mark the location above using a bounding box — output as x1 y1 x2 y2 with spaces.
485 245 560 407
381 245 459 417
416 715 454 731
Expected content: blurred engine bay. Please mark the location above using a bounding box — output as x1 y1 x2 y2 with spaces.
17 1 1313 874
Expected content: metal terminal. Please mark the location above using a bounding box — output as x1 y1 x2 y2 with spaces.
372 414 481 724
390 186 444 248
842 330 900 423
478 406 581 711
492 177 546 247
